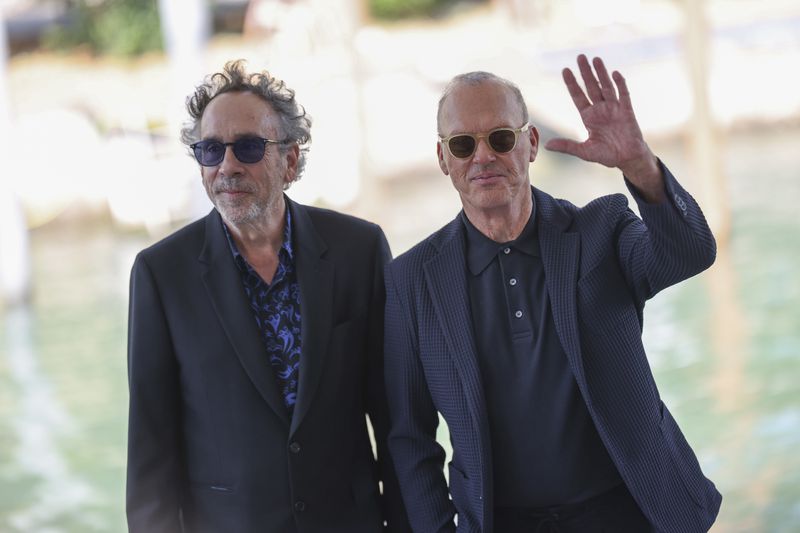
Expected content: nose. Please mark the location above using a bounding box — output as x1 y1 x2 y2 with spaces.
218 144 243 175
472 136 496 164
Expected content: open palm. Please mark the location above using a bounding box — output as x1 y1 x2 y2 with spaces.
545 55 651 172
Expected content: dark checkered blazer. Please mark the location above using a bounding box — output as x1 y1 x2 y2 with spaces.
384 164 722 533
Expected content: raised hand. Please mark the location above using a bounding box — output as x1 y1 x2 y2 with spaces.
545 55 664 201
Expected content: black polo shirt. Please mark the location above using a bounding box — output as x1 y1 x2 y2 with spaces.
462 198 621 507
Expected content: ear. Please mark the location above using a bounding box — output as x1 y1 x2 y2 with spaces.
283 143 301 184
437 141 449 175
528 125 540 163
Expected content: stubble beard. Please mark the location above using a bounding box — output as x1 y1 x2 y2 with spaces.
217 198 265 227
207 169 287 229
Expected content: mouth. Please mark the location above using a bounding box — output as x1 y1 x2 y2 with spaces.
215 189 251 196
470 172 503 182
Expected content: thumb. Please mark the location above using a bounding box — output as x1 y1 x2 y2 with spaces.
544 138 583 156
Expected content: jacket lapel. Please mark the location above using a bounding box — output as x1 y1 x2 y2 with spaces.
535 188 587 390
423 219 491 486
424 221 485 412
199 210 290 426
287 199 333 436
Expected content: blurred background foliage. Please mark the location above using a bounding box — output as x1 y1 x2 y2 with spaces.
368 0 473 19
42 0 162 57
35 0 488 58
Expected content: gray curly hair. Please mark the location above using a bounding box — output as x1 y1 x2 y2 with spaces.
181 60 312 187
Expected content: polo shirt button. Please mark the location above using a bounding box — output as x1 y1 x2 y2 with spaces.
515 310 523 318
294 500 306 512
289 442 301 454
503 247 511 254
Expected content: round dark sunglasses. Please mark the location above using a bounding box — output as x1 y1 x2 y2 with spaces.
439 123 530 159
190 136 285 167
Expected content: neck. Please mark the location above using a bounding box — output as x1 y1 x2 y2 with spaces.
225 201 286 258
463 193 532 243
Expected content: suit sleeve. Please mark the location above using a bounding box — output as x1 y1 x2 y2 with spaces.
384 265 457 533
126 254 184 532
364 228 413 532
615 159 717 304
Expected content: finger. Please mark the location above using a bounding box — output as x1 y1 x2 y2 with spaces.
562 68 591 111
577 53 603 104
592 56 618 102
613 71 633 108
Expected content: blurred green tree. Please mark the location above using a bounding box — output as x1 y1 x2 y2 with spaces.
43 0 163 57
369 0 480 20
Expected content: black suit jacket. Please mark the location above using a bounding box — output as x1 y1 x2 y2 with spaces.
385 167 722 533
127 197 409 532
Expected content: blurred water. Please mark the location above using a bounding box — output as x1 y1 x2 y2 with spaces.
0 126 798 532
0 225 142 532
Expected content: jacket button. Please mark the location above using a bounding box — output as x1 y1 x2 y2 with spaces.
294 500 306 512
289 442 301 454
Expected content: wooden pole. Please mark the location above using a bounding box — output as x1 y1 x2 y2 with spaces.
682 0 730 245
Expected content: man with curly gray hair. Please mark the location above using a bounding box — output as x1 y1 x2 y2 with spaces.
127 61 410 533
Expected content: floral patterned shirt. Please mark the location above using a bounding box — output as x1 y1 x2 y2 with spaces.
222 208 301 413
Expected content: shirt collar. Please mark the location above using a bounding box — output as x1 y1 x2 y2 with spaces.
221 198 295 271
461 195 539 276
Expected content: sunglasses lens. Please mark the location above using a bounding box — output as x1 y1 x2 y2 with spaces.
233 137 266 164
448 135 476 158
488 129 517 153
192 138 268 166
194 141 225 166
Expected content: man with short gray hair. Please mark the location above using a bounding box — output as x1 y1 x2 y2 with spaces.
384 55 721 532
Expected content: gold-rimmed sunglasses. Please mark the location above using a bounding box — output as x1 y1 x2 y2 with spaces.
439 123 530 159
